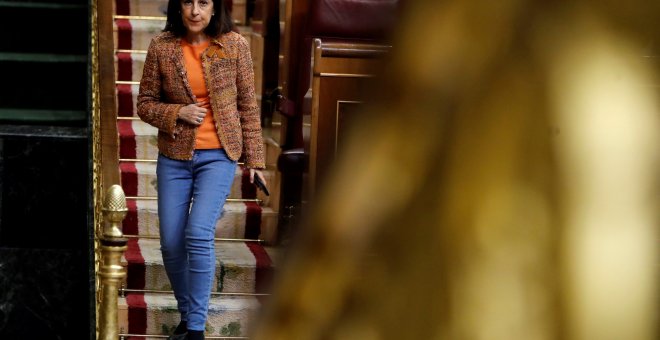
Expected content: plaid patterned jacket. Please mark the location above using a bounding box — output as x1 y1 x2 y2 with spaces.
137 31 265 168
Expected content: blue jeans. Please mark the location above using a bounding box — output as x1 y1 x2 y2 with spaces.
156 149 237 331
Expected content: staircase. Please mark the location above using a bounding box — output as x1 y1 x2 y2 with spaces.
110 1 280 338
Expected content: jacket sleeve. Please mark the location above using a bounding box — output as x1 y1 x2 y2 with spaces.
136 38 184 135
236 35 265 169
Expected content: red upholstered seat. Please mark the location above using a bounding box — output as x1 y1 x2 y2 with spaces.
309 0 400 40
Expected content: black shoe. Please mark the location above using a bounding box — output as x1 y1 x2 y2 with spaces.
167 333 187 340
167 320 188 340
187 330 204 340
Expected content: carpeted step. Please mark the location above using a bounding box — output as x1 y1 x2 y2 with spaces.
119 293 261 338
118 119 159 159
117 84 139 117
122 238 274 294
123 199 278 244
114 0 168 17
120 161 274 202
116 51 146 82
114 18 165 52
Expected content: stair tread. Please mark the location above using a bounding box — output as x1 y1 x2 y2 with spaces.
119 118 158 136
114 17 165 34
123 199 278 244
114 0 167 17
118 293 261 337
123 238 273 268
121 238 275 293
120 161 275 201
119 292 261 310
126 199 277 214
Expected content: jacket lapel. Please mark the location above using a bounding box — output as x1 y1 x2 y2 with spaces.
169 38 196 102
205 38 225 59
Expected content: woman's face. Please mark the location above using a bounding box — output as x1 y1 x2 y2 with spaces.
180 0 214 36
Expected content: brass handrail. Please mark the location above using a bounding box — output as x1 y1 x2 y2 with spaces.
98 185 129 340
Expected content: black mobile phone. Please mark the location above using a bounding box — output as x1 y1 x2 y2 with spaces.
254 175 270 196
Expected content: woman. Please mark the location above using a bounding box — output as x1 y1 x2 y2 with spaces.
137 0 266 339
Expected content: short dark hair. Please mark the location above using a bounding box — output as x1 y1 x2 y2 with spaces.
163 0 235 37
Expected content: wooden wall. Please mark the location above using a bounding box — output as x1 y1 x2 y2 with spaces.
308 39 390 196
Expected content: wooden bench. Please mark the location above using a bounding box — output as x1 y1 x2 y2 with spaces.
308 39 390 195
277 0 400 198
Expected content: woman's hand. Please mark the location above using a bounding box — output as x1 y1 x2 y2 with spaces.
249 169 267 186
178 103 207 125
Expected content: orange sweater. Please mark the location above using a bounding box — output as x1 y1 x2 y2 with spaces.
181 39 222 149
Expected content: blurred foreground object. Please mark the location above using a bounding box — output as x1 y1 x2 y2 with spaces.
253 1 659 339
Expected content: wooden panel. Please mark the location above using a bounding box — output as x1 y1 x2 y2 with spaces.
310 76 368 193
335 101 363 153
232 0 247 25
251 32 264 96
308 39 389 195
316 56 384 76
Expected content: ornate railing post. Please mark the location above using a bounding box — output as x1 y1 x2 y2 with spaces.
98 185 128 340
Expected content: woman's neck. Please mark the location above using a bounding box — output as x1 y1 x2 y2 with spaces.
183 33 209 45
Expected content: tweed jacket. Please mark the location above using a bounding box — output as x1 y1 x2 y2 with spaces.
137 31 265 168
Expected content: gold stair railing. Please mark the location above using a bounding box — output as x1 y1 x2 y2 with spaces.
98 185 129 340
